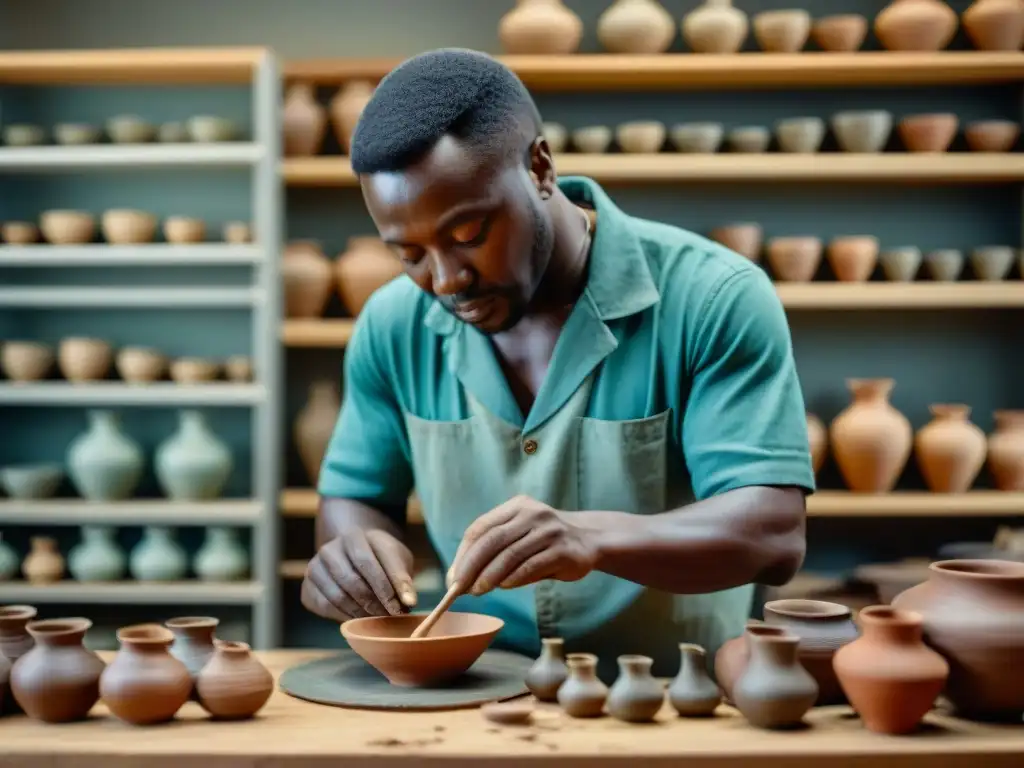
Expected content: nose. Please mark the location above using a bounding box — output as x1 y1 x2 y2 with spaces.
428 250 472 296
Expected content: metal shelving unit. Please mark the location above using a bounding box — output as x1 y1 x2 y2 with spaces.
0 47 283 649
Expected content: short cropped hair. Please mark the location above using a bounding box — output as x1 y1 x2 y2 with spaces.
350 48 542 175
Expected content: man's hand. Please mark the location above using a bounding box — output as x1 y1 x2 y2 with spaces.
301 528 417 622
448 495 600 596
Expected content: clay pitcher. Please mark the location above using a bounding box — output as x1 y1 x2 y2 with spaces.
830 378 912 493
714 621 788 704
100 623 192 725
294 379 341 485
166 616 219 699
282 82 326 157
196 640 274 719
682 0 750 53
606 654 665 723
282 240 332 319
762 599 859 705
915 404 987 493
0 605 36 714
498 0 584 54
668 643 721 717
962 0 1024 50
807 412 827 475
329 80 374 153
10 618 105 723
892 559 1024 720
557 652 608 718
732 631 818 729
987 410 1024 490
874 0 959 51
525 636 569 702
335 236 404 316
597 0 676 53
833 606 948 734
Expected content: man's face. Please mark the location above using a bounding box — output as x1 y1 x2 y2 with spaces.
360 135 554 334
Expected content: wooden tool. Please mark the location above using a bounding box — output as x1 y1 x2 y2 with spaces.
410 581 463 639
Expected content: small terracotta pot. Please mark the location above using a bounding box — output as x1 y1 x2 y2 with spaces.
499 0 584 54
283 240 332 318
965 120 1020 152
557 652 608 718
766 236 823 282
827 235 879 282
616 121 666 153
898 113 958 152
58 337 112 382
668 643 721 717
101 209 157 244
115 347 167 383
329 80 375 153
732 631 817 729
100 623 192 725
163 217 206 244
2 221 39 244
597 0 676 54
709 223 762 262
915 404 987 493
753 9 812 52
335 237 404 316
874 0 959 51
811 14 868 51
830 378 913 493
962 0 1024 51
682 0 750 54
196 640 274 719
1 341 54 382
525 636 568 701
22 536 65 584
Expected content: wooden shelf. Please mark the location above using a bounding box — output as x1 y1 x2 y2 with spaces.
281 318 355 347
0 499 262 526
280 488 423 524
0 382 265 406
0 144 263 170
284 52 1024 90
0 580 263 604
283 154 1024 186
777 283 1024 309
808 491 1024 517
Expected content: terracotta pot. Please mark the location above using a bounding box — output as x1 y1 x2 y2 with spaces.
195 640 274 719
965 120 1020 151
962 0 1024 50
830 378 912 493
668 643 721 717
898 113 959 152
834 606 948 734
21 537 63 585
100 623 192 725
329 80 374 154
914 404 987 493
714 621 788 703
709 223 762 262
827 236 879 282
874 0 958 50
282 240 332 318
811 14 868 51
335 236 404 316
988 410 1024 490
557 652 608 718
763 599 859 705
733 631 817 729
525 636 568 702
752 10 811 52
892 559 1024 720
766 236 822 282
971 245 1015 281
294 380 340 486
499 0 584 54
683 0 750 53
11 618 105 723
807 412 827 475
598 0 676 53
58 337 112 382
1 341 54 382
283 82 326 157
880 247 922 282
0 605 36 715
606 654 664 723
166 616 219 699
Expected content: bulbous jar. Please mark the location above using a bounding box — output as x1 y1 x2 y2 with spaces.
0 605 37 715
597 0 676 53
294 379 341 486
874 0 959 51
68 525 126 581
282 240 332 319
21 536 64 585
167 616 219 689
194 527 249 582
329 80 375 153
282 82 326 157
335 236 404 317
155 410 233 500
195 640 274 719
100 623 192 725
987 410 1024 490
682 0 750 53
499 0 584 54
714 621 788 704
914 404 987 493
606 654 665 722
732 631 818 729
129 526 189 581
525 636 569 701
66 410 144 501
829 378 912 493
962 0 1024 51
668 643 721 716
556 652 608 717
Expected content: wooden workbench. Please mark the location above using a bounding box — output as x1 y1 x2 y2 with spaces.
0 650 1021 767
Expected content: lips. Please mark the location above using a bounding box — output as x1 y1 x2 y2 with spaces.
454 296 497 324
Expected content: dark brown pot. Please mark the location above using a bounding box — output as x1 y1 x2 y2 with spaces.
100 623 192 725
166 616 219 699
196 640 274 719
0 604 37 714
11 618 105 722
713 621 788 703
763 598 859 704
732 631 818 729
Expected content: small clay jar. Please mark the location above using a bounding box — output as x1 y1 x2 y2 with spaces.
830 378 913 493
732 631 818 730
329 80 374 154
988 410 1024 491
827 236 879 283
914 404 987 493
714 621 789 704
833 606 948 735
766 236 823 282
874 0 959 50
282 82 326 157
335 236 404 316
11 618 105 723
525 636 568 701
100 623 192 725
807 412 827 475
0 605 37 715
709 223 762 262
668 643 721 717
597 0 676 54
167 616 219 699
682 0 750 53
557 653 608 718
962 0 1024 51
762 599 859 705
606 654 665 723
195 640 274 719
283 240 332 318
22 536 65 585
498 0 584 54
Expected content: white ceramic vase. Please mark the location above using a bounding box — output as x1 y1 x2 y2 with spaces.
129 526 188 581
155 410 233 500
68 526 126 582
66 410 144 501
194 527 249 582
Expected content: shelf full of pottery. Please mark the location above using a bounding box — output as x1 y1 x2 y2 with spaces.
0 608 272 724
1 114 242 148
809 380 1024 495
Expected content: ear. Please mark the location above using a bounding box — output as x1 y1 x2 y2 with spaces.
527 136 557 200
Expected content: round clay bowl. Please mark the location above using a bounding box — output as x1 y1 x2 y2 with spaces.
880 247 922 282
3 124 45 146
753 10 812 52
224 355 253 382
831 111 894 153
767 236 823 282
542 122 568 153
775 117 825 153
101 209 158 244
971 245 1015 281
812 14 868 51
40 210 96 245
571 126 613 154
222 221 252 244
669 122 724 153
187 116 236 143
115 347 167 383
709 223 763 262
1 341 54 381
163 216 206 244
2 221 40 244
727 127 770 153
158 122 188 143
827 235 880 282
964 120 1020 152
54 123 101 146
340 612 504 687
616 121 666 153
170 357 220 383
0 464 63 500
898 113 958 153
106 115 155 143
925 249 965 282
58 337 112 381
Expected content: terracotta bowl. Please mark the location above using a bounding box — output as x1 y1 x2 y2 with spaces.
812 14 868 51
101 209 158 244
222 221 252 244
964 120 1020 152
767 236 824 282
2 221 40 244
1 341 54 382
341 612 504 687
40 210 96 245
709 223 763 262
898 113 958 153
163 216 206 244
753 9 812 52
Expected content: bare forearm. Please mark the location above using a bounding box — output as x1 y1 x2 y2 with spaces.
316 496 406 548
574 486 806 594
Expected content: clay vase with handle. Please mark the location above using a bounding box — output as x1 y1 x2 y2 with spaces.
668 643 721 716
830 378 912 493
914 404 987 493
282 82 326 157
282 240 332 319
100 623 192 725
733 631 818 729
962 0 1024 50
294 380 341 486
833 606 948 734
195 640 274 719
335 236 404 316
525 636 569 702
874 0 959 50
987 410 1024 490
892 559 1024 720
329 80 374 153
606 654 665 723
499 0 584 54
714 621 788 704
807 412 827 475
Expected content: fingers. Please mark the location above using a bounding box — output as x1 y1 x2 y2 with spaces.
320 537 388 617
448 500 520 587
301 561 353 623
453 517 533 596
467 528 549 595
346 531 405 615
369 530 417 609
498 549 562 589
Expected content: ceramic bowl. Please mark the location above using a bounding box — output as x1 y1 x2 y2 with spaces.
340 612 504 687
157 121 189 143
0 464 63 500
224 355 253 382
39 210 96 245
970 245 1015 281
101 209 158 245
727 127 770 153
170 357 220 383
753 9 812 52
898 113 958 153
669 122 724 154
3 124 45 146
880 247 922 282
541 122 568 153
827 235 880 282
811 14 868 52
222 221 252 243
964 120 1020 152
1 341 54 382
163 216 206 244
571 126 613 154
187 115 236 143
115 347 167 383
709 223 763 262
2 221 40 244
54 123 101 145
58 337 113 382
106 115 156 143
925 249 964 282
775 117 825 153
831 111 893 153
767 236 824 282
616 121 666 153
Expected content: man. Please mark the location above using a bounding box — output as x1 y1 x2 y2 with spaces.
302 48 814 677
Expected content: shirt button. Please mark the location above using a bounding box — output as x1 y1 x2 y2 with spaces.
523 439 538 455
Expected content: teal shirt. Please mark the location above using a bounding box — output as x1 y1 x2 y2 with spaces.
320 176 815 508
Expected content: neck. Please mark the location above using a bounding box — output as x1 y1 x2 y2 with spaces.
529 187 593 315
